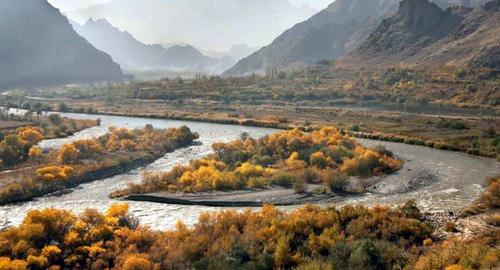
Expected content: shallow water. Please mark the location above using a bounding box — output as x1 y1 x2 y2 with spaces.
0 112 498 230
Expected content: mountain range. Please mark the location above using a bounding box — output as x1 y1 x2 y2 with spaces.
66 0 317 52
341 0 500 69
203 45 260 63
1 0 497 90
224 0 497 76
224 0 400 76
0 0 124 89
71 19 235 73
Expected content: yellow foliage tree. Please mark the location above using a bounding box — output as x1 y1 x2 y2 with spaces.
310 151 327 168
28 146 43 160
57 144 78 164
0 257 28 270
122 254 153 270
120 139 137 151
36 166 75 182
17 127 44 146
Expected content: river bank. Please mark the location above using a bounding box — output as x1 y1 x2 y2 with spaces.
7 101 499 159
0 113 498 231
71 110 500 160
124 185 337 207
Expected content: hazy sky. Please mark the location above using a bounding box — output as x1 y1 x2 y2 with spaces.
49 0 333 12
48 0 111 12
49 0 335 51
290 0 333 9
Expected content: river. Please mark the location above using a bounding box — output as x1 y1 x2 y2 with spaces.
0 112 499 230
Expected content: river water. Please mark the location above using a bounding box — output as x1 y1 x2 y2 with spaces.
0 112 499 230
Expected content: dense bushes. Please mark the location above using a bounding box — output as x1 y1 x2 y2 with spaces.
0 126 199 204
0 127 43 167
413 239 499 270
112 127 402 197
0 202 496 269
36 166 75 182
0 203 433 270
0 114 97 169
44 125 199 168
463 175 499 216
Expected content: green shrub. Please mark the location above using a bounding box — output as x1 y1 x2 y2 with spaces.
321 169 348 192
271 172 295 188
293 177 308 194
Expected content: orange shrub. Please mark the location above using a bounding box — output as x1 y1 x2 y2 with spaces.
121 254 154 270
0 203 439 270
310 151 327 168
120 139 137 151
36 166 75 182
73 139 103 157
113 127 402 195
17 127 44 146
28 146 43 160
57 144 78 164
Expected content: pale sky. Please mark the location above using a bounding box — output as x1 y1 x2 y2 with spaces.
290 0 333 10
49 0 336 51
48 0 111 12
50 0 334 12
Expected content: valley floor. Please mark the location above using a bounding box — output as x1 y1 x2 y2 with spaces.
18 97 500 159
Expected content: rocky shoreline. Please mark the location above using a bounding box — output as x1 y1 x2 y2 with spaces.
124 186 343 207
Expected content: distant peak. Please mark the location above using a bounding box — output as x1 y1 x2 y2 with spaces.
483 0 500 11
168 44 198 51
85 18 112 27
399 0 441 15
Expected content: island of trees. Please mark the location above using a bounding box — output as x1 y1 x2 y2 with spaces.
111 127 402 198
0 112 97 170
0 125 198 204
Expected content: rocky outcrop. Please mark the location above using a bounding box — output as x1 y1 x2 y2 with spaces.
356 0 464 56
340 0 500 69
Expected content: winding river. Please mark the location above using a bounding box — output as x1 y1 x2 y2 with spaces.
0 112 499 230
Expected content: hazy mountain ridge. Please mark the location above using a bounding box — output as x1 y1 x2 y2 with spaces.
223 0 400 76
72 19 235 73
341 0 500 69
67 0 317 52
0 0 124 89
204 45 260 62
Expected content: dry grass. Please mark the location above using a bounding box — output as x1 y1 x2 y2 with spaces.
0 120 30 130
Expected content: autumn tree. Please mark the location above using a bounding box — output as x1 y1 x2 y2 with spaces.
28 146 43 160
57 144 78 164
18 127 44 146
121 254 153 270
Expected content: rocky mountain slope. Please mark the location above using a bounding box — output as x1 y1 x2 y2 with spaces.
340 0 500 69
223 0 493 77
224 0 400 76
431 0 491 8
72 19 234 73
0 0 124 89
